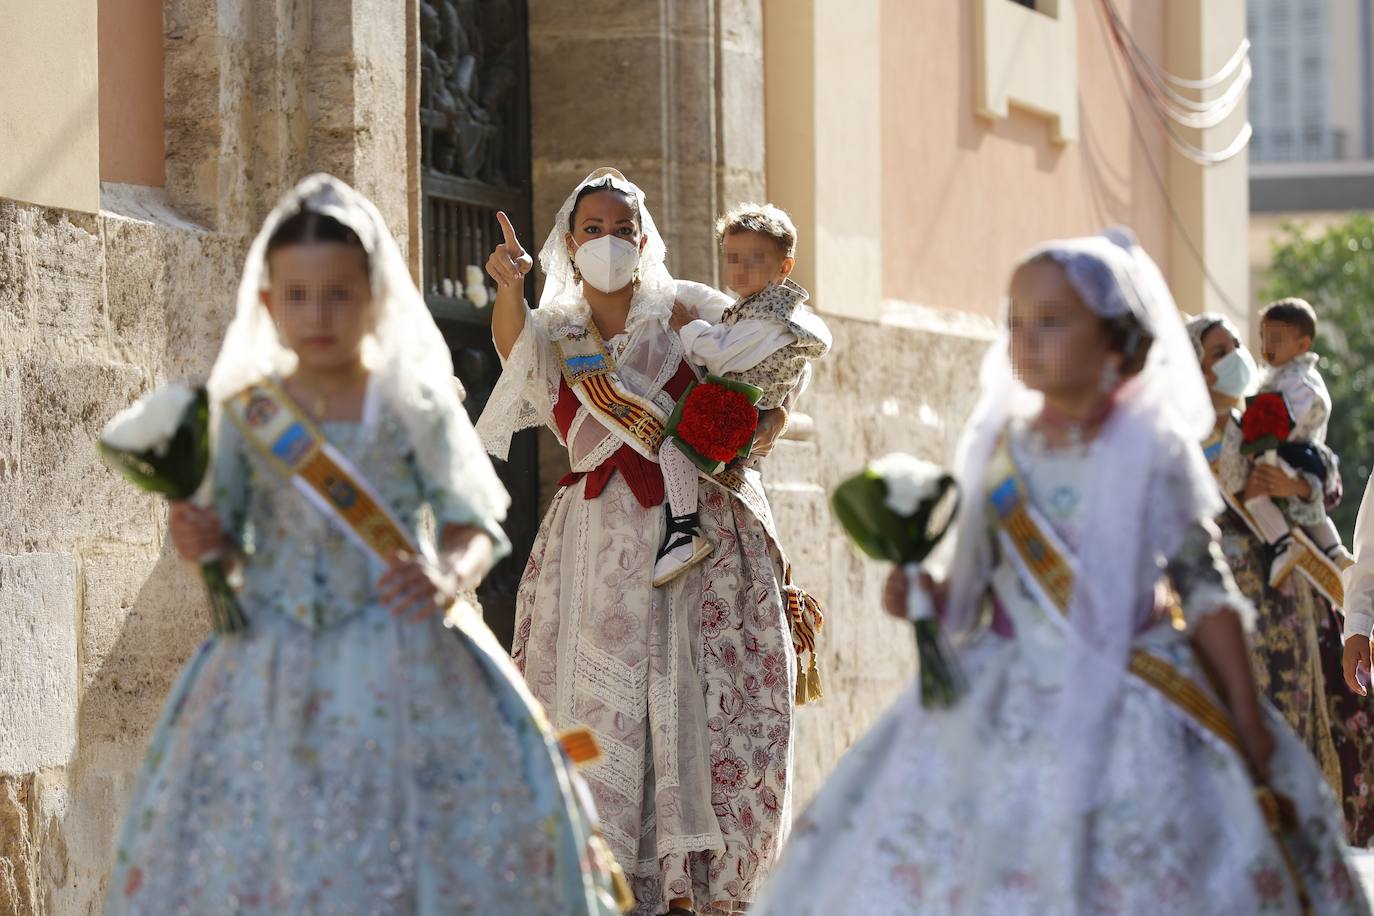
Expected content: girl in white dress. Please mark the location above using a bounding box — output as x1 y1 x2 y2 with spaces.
752 229 1369 916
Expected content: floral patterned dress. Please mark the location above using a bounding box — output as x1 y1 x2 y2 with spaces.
1319 603 1374 845
1204 420 1344 798
505 301 796 916
752 425 1367 916
106 383 622 916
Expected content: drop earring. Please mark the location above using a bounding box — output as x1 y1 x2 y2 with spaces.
1099 360 1121 393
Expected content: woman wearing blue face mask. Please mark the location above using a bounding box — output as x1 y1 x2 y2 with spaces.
1189 314 1346 805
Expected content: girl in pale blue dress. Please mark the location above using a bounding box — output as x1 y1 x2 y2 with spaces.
106 175 623 915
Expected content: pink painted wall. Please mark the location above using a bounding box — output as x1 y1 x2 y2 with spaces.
98 0 165 187
879 0 1171 316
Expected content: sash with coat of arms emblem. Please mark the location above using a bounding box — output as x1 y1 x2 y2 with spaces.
225 378 418 566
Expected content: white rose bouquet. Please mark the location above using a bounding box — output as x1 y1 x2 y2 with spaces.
99 384 247 633
832 453 965 707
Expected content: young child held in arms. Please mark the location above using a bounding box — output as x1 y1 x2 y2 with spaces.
1247 297 1354 585
653 203 832 586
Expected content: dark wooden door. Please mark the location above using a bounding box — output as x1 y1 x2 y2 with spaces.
420 0 536 650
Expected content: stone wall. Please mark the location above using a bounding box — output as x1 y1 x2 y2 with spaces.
770 312 990 806
0 198 243 915
0 2 416 912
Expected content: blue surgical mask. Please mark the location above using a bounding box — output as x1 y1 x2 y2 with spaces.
1211 347 1257 398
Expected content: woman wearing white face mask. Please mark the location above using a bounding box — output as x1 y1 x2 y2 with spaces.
1188 314 1346 805
476 169 806 916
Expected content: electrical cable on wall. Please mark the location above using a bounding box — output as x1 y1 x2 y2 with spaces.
1097 0 1252 164
1090 0 1243 314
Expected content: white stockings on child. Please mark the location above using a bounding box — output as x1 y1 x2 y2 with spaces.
1243 494 1292 546
662 438 700 521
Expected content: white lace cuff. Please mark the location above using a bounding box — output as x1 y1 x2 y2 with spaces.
1344 610 1374 644
475 306 554 460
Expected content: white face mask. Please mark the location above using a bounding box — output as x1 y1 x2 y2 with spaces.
1210 347 1257 398
573 235 640 294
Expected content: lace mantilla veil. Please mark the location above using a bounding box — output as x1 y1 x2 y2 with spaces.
476 168 686 460
206 173 510 530
941 230 1228 842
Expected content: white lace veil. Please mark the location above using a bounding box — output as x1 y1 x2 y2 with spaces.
1186 311 1244 360
536 167 674 324
944 229 1219 831
477 168 683 460
206 173 510 527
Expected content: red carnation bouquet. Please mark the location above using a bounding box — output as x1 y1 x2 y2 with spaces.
666 375 764 474
1240 390 1294 456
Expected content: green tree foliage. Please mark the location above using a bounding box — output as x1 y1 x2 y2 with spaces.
1261 213 1374 541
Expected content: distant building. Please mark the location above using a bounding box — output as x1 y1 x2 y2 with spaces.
1248 0 1374 212
1247 0 1374 315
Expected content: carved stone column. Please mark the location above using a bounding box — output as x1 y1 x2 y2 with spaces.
526 0 766 503
163 0 417 250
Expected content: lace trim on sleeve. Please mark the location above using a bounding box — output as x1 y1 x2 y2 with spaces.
475 306 556 460
1167 522 1256 632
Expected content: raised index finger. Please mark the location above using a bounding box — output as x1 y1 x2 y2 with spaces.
496 211 522 251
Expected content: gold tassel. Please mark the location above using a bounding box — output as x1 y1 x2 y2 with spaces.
806 652 824 702
589 833 635 912
795 656 810 705
609 862 635 913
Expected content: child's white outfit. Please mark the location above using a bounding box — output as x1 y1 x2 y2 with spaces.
1245 352 1351 584
654 279 832 586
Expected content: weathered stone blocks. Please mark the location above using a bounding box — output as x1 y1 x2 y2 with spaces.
0 554 79 776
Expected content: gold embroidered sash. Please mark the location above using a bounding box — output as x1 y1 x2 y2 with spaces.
552 321 668 460
989 434 1312 912
225 379 417 565
1204 429 1344 607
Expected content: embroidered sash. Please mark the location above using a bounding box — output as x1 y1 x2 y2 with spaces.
1204 429 1344 608
989 435 1312 912
225 379 417 565
552 321 669 461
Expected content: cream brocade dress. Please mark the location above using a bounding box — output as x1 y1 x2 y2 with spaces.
503 287 798 916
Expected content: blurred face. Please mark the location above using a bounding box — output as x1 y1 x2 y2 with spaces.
722 230 794 298
1007 260 1116 398
564 189 646 266
1199 324 1239 388
1259 319 1311 367
261 242 374 373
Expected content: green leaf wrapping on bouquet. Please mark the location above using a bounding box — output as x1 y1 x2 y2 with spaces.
665 375 766 475
99 386 249 635
202 560 249 634
830 470 960 565
832 463 966 708
1239 434 1281 457
914 618 967 709
97 388 211 499
701 374 765 405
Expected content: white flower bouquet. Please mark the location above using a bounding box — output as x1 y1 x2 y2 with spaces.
99 384 247 633
832 453 965 707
